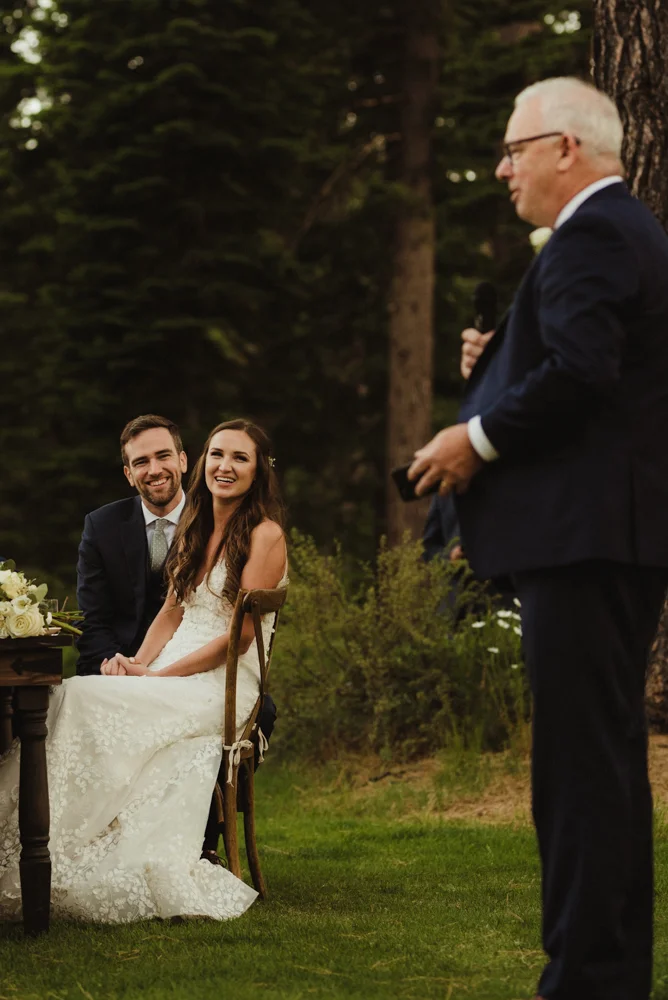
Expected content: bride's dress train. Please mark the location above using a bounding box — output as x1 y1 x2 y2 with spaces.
0 561 282 923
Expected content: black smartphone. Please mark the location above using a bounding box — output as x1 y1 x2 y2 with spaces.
391 464 440 503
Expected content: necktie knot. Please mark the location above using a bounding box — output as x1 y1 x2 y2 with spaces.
150 518 170 572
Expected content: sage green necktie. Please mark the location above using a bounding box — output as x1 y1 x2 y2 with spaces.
150 518 170 572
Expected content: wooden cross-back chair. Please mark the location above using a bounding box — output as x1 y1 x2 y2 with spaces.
210 585 287 898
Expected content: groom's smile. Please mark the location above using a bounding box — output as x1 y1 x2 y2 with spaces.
123 426 188 516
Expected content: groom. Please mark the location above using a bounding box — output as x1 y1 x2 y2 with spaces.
410 78 668 999
76 414 188 674
75 413 277 734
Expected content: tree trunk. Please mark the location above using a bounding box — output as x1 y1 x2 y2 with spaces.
386 5 440 546
592 0 668 726
592 0 668 228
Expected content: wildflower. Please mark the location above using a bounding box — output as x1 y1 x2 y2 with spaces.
496 609 512 618
511 663 519 670
487 646 500 654
513 598 521 608
514 626 522 636
471 621 486 629
497 620 510 630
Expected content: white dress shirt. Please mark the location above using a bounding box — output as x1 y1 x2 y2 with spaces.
467 175 625 462
142 491 186 552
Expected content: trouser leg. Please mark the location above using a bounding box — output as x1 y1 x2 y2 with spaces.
514 562 667 1000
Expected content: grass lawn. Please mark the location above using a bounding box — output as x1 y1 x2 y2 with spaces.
4 755 668 1000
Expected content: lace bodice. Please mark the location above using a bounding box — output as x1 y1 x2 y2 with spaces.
148 559 287 685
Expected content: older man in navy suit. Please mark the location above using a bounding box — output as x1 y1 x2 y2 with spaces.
410 77 668 1000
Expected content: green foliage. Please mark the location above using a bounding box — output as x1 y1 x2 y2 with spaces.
272 532 528 760
0 0 591 582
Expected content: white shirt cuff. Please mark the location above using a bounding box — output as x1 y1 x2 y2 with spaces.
467 415 499 462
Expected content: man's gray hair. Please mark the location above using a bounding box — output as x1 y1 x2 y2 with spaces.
516 77 623 163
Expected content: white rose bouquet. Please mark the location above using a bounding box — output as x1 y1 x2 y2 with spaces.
0 561 83 639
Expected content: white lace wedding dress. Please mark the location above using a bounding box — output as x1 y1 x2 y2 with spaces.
0 560 284 923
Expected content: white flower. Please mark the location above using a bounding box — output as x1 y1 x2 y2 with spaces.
487 646 500 654
513 598 521 608
0 623 8 639
514 626 522 636
497 620 510 629
0 571 24 601
6 606 44 638
511 612 522 621
496 610 512 618
11 595 33 614
529 227 552 253
511 663 519 670
0 601 11 617
471 621 486 629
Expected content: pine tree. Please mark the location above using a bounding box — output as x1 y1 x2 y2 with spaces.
593 0 668 227
0 0 592 589
591 0 668 726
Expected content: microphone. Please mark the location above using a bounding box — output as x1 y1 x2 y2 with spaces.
473 281 497 333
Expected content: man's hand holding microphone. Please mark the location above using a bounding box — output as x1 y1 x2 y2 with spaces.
407 282 497 498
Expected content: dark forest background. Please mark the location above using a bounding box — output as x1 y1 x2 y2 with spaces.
0 0 589 595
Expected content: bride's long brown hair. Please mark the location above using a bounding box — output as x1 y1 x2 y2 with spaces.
166 419 285 607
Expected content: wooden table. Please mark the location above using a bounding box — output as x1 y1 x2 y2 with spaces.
0 634 70 936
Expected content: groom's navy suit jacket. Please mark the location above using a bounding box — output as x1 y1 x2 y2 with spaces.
456 183 668 579
76 496 156 674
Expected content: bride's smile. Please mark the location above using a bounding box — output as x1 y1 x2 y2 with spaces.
205 429 257 503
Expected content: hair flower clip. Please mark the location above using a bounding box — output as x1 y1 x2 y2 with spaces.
268 456 276 468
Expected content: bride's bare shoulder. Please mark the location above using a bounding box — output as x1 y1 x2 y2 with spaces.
250 519 285 548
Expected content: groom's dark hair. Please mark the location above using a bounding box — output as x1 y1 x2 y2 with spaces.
120 414 183 465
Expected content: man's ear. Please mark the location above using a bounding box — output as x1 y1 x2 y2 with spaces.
556 133 579 173
179 451 187 474
123 465 136 489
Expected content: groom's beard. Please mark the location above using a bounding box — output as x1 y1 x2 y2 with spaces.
136 473 181 509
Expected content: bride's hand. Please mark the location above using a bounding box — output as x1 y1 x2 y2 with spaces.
114 654 148 677
101 656 127 676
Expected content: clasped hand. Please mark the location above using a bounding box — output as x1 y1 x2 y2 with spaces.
101 654 148 676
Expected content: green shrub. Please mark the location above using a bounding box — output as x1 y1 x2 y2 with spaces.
271 532 529 761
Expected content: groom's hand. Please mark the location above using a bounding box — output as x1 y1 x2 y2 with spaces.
101 656 127 676
115 654 148 677
408 424 483 497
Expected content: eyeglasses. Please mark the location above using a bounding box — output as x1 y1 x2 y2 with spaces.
501 131 581 165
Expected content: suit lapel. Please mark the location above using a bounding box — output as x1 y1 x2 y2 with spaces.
121 496 148 620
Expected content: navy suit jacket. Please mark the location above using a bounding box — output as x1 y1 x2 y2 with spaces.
75 496 151 674
456 183 668 579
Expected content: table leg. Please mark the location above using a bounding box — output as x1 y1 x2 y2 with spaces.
16 686 51 935
0 689 13 753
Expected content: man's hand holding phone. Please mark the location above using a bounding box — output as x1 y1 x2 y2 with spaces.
408 424 483 499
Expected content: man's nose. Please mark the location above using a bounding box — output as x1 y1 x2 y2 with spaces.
148 458 164 476
495 156 513 182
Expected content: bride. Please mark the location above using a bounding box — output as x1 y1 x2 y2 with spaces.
0 418 287 923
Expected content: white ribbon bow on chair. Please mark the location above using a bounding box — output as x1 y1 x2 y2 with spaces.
257 728 268 764
222 740 254 785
